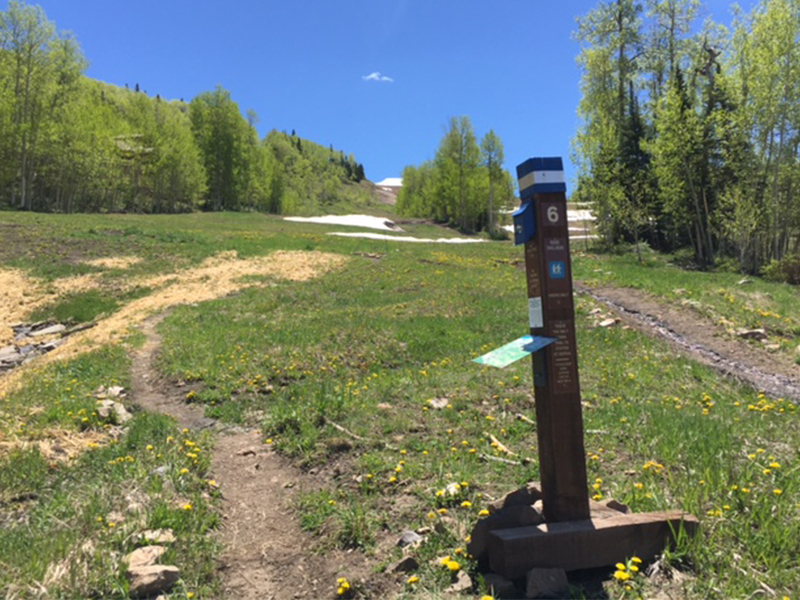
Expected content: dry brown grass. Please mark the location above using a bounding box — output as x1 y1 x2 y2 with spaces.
0 426 118 463
0 250 347 400
82 256 143 270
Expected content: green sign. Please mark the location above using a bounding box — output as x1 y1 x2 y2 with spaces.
473 335 556 368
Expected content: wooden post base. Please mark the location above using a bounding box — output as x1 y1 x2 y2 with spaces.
488 510 699 578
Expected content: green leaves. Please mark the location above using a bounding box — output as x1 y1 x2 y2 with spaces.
573 0 800 272
397 117 514 234
0 3 368 218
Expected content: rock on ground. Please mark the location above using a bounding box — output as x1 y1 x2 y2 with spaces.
126 564 180 598
125 545 167 568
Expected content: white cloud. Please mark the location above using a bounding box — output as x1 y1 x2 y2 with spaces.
362 71 394 83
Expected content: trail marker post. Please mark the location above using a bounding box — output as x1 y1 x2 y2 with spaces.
473 156 699 579
514 157 589 523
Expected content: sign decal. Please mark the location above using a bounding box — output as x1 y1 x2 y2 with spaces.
528 297 543 327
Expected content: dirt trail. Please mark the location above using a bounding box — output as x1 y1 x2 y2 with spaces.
131 313 216 431
130 312 371 600
579 284 800 401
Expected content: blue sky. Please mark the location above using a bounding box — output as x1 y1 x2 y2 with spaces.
5 0 755 189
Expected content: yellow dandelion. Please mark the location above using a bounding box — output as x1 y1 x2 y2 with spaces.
446 560 461 572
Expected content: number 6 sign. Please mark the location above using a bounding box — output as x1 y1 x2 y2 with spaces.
514 156 589 524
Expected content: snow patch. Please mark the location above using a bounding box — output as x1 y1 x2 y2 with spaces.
328 232 485 244
284 214 401 231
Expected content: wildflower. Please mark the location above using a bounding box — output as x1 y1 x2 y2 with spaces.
437 508 448 515
774 489 783 495
478 509 490 517
407 575 419 585
180 468 189 475
613 570 631 581
445 560 461 572
328 500 336 506
336 577 351 595
182 503 192 511
461 501 472 508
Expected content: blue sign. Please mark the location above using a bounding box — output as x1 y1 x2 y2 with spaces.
512 202 536 245
549 261 566 279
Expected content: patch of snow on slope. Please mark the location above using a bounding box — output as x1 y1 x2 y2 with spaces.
284 215 400 231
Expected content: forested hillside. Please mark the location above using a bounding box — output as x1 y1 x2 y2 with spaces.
0 1 368 214
396 116 516 234
573 0 800 274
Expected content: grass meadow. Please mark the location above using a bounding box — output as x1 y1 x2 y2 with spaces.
1 211 799 599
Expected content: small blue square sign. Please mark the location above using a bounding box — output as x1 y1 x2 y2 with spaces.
549 261 566 279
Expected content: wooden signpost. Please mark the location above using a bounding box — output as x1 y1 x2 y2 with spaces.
515 157 590 524
481 156 698 578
